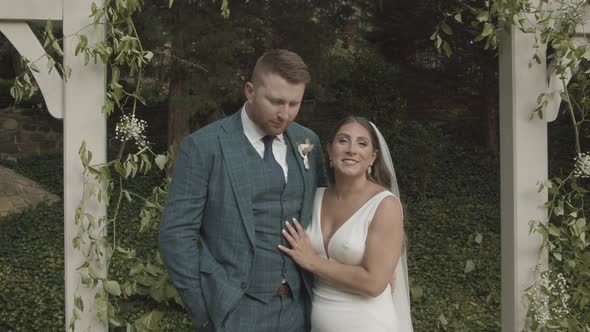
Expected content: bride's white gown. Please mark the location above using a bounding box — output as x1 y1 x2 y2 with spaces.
307 188 400 332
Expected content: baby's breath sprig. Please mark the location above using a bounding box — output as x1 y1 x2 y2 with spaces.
573 152 590 178
114 114 150 149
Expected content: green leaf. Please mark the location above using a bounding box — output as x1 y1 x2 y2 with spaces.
93 294 108 325
168 0 174 7
438 314 448 326
220 0 230 18
30 63 40 73
130 262 144 276
135 310 164 329
89 261 107 280
567 259 576 269
474 232 483 244
52 40 63 56
429 30 438 41
155 154 167 170
441 22 453 35
454 13 462 23
123 190 132 202
481 23 493 37
476 11 489 22
464 259 475 273
548 225 561 237
74 293 84 312
554 205 564 216
108 303 125 327
442 41 453 57
145 263 162 276
144 51 153 62
410 286 423 299
105 280 122 296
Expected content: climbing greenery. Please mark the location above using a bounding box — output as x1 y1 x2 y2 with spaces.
8 0 227 330
433 0 590 330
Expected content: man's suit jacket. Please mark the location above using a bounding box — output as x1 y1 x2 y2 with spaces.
159 111 326 330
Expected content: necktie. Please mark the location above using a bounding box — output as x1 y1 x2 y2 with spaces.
262 135 286 186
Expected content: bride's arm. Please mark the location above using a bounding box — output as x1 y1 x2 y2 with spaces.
279 196 404 297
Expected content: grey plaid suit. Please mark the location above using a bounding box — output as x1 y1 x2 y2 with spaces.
160 111 326 331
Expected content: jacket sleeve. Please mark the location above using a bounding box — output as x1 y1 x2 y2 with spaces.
159 134 210 326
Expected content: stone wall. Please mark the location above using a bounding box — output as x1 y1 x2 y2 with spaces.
0 108 63 159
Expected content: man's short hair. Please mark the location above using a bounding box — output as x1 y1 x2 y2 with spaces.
251 49 310 85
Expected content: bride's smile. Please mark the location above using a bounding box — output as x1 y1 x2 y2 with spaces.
328 122 377 178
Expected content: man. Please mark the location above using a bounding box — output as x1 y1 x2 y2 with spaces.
160 49 326 332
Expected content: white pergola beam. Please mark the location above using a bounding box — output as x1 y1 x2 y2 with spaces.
63 0 107 331
0 22 64 118
0 0 62 21
499 23 548 331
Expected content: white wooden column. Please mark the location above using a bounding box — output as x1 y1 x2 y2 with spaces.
63 0 107 330
499 23 548 331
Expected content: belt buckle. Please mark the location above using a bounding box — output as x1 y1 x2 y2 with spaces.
274 283 290 297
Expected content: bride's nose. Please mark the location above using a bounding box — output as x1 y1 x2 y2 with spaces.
345 144 358 155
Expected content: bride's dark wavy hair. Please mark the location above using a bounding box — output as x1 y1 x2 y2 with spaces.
326 116 393 189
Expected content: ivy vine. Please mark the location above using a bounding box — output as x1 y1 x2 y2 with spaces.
9 0 229 330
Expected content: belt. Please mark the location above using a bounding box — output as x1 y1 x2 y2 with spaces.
274 283 290 297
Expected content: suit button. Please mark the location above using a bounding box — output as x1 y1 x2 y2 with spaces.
241 282 247 289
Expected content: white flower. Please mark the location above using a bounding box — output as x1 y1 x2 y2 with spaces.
573 152 590 178
115 114 150 149
526 270 570 326
561 0 585 23
297 139 314 170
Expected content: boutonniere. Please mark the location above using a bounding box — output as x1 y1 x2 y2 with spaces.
297 139 314 170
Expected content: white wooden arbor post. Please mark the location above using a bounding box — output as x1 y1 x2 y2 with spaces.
499 4 590 331
0 1 107 331
499 21 549 331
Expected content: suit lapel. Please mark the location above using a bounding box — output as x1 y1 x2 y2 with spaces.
219 112 256 247
285 127 312 224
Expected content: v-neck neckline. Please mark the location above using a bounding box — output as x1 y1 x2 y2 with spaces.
317 188 387 260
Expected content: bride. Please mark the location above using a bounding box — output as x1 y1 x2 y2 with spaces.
279 116 413 331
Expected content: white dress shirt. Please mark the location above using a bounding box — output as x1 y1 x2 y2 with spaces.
241 105 288 182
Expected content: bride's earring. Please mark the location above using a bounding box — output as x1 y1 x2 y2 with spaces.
367 164 372 175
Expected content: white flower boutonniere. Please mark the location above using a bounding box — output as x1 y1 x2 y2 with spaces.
297 139 314 170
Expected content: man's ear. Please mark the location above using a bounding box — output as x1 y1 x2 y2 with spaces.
244 82 255 102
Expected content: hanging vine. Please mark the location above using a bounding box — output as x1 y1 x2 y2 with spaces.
10 0 230 330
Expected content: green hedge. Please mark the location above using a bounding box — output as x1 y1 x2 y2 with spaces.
0 203 65 331
396 124 501 331
0 123 502 331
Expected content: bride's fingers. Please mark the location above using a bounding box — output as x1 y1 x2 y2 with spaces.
285 221 299 238
281 228 297 245
292 218 305 234
277 245 293 255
